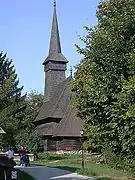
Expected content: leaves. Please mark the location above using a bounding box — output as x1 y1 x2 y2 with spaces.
72 0 135 164
15 130 43 153
22 91 44 133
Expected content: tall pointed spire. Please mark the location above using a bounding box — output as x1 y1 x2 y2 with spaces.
43 1 68 100
43 0 68 65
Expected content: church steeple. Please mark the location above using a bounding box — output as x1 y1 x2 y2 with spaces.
43 1 68 101
43 0 68 65
49 0 61 55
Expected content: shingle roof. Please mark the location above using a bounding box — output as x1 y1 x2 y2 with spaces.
35 76 72 122
44 53 68 64
36 76 83 137
36 122 56 136
53 108 84 137
43 4 68 65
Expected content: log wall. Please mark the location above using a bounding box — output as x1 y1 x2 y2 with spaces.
45 137 82 152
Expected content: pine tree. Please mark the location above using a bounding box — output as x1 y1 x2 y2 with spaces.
0 52 26 148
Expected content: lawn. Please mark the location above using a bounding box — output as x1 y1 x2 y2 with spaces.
33 153 135 180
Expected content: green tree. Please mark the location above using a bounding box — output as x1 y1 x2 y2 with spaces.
72 0 135 162
15 130 43 153
0 52 26 149
23 91 44 132
15 91 44 152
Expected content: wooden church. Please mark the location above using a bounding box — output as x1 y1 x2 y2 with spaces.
35 1 83 151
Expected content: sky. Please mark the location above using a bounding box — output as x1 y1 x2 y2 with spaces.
0 0 100 94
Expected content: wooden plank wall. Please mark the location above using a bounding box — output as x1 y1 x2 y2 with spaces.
46 138 81 151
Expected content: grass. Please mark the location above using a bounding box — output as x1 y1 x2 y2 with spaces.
33 153 135 180
17 170 35 180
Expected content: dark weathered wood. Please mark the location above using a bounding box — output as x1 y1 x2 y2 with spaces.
43 138 82 151
43 4 68 101
56 138 82 151
47 140 57 151
35 2 84 152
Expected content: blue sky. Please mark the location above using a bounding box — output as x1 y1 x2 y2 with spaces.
0 0 100 94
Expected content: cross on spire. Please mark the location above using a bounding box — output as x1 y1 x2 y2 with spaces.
70 66 73 77
54 0 56 7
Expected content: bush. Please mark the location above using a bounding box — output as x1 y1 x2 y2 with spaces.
102 146 135 176
15 130 43 153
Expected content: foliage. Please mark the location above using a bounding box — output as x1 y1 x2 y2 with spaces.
22 91 44 133
71 0 135 171
15 130 43 153
102 146 135 176
0 52 26 149
15 91 44 152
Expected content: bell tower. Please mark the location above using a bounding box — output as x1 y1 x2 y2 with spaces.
43 0 68 101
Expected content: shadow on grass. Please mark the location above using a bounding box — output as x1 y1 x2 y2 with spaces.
46 156 67 161
77 168 113 180
96 177 112 180
38 154 70 161
78 168 97 177
47 165 80 172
